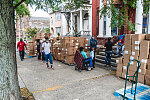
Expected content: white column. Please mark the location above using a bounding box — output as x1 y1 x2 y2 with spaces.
89 6 92 36
80 9 83 35
105 1 111 37
135 0 143 34
148 6 150 34
98 0 104 37
71 12 73 35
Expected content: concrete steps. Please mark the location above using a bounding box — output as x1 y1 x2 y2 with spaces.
95 47 122 71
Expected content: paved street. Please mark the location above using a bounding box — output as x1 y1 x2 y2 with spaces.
17 52 127 100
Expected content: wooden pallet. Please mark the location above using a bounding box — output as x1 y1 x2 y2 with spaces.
115 83 150 100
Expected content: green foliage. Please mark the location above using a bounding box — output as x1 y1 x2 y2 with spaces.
45 28 50 33
63 0 87 11
100 0 150 32
26 27 40 37
57 32 60 36
13 0 30 18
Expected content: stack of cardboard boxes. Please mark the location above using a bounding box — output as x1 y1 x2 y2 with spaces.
25 42 37 56
36 33 51 40
116 34 150 85
51 37 89 64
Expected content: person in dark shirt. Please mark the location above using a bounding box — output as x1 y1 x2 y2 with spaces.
37 39 41 60
104 38 114 66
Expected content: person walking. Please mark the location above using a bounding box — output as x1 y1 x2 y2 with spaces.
37 39 41 60
104 38 114 66
90 35 97 68
17 38 27 61
41 39 45 62
42 37 54 69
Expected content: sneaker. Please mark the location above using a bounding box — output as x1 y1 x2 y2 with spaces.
51 66 54 70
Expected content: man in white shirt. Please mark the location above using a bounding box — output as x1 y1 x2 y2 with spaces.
42 37 54 69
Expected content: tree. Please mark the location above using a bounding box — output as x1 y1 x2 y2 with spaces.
100 0 149 32
45 28 50 33
26 27 40 37
0 0 85 99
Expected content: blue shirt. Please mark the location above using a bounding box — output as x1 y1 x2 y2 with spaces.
81 51 87 59
90 39 98 48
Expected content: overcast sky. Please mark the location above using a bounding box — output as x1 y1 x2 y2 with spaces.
29 6 49 18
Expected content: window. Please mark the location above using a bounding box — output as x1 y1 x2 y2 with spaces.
56 27 61 35
142 17 148 34
55 13 61 21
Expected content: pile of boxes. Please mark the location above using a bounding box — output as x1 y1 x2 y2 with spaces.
25 42 37 56
116 34 150 85
36 33 51 40
51 37 89 64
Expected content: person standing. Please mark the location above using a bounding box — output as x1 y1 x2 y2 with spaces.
90 35 97 68
104 38 114 66
17 38 27 61
37 39 41 60
41 39 45 62
42 37 54 69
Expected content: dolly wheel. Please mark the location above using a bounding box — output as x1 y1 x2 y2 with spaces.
87 67 91 71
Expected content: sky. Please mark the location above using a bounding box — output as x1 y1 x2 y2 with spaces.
29 6 50 18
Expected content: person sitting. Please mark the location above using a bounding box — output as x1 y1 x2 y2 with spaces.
80 47 93 69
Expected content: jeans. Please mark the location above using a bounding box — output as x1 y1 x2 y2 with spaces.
19 50 24 60
45 53 53 65
105 51 112 65
84 57 93 67
116 45 124 55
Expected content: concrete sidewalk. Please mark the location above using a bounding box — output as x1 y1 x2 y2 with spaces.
17 53 127 100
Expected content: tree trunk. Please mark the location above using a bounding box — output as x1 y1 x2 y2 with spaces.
0 0 22 100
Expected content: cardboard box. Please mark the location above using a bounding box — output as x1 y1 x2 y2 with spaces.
116 57 123 64
66 47 78 56
122 73 127 79
131 34 146 45
146 34 150 40
123 65 127 73
145 74 150 80
131 50 140 56
117 64 123 72
145 80 150 86
65 56 75 64
140 41 150 59
146 69 150 76
139 58 148 69
147 65 150 70
124 50 131 55
128 71 145 83
130 56 139 60
123 54 131 64
125 34 132 50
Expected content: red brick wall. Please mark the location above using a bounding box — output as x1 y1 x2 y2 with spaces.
92 0 100 37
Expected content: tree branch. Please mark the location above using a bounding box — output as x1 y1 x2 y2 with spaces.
13 0 26 9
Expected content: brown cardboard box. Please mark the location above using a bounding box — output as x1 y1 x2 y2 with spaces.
146 69 150 76
116 57 123 64
123 54 131 64
145 80 150 86
122 65 127 73
65 56 75 64
147 64 150 70
125 34 132 50
128 71 145 83
130 56 139 60
146 34 150 40
131 50 140 56
140 41 150 59
139 58 148 69
117 64 123 72
122 73 128 79
66 47 78 56
124 50 131 55
131 34 146 45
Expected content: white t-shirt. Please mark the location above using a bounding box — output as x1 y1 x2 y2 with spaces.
42 42 51 54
